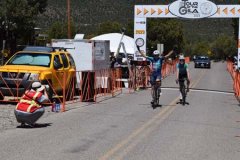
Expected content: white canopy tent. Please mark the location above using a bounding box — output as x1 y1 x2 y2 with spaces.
91 33 135 55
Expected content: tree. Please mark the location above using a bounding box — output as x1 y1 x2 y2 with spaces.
192 41 210 56
232 18 238 41
47 21 76 40
97 21 122 35
147 19 184 55
211 34 237 60
0 0 47 54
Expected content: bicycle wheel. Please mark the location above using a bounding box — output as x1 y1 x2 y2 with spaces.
182 85 186 105
155 86 159 106
179 80 186 105
151 85 158 107
156 86 160 105
151 86 156 107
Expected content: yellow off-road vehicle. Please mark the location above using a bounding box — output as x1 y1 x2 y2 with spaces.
0 46 76 100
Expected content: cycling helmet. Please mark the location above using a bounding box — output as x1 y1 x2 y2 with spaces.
153 50 160 55
179 55 185 60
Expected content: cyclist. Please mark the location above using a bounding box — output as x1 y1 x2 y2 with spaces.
176 55 190 102
137 46 173 104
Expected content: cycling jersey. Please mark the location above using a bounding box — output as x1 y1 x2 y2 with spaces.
177 63 188 80
147 57 164 74
146 56 164 84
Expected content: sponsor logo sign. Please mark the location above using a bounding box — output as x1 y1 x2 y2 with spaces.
169 0 218 19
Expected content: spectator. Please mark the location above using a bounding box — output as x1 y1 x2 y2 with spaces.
14 82 49 127
109 52 116 68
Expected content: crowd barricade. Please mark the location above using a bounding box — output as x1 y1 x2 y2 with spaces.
0 69 85 112
0 62 178 111
227 60 240 100
227 60 235 79
110 68 123 96
0 70 34 102
185 57 190 64
128 59 178 91
130 66 151 90
95 69 111 97
0 67 124 108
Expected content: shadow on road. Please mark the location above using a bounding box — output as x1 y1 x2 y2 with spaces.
0 101 18 105
152 104 162 109
16 123 52 129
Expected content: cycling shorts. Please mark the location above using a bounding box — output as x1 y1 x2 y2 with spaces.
150 72 161 85
179 74 188 81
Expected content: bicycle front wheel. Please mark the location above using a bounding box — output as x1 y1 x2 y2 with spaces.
154 86 160 106
179 81 186 104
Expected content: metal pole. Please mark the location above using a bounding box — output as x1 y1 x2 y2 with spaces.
238 18 240 69
114 28 126 57
67 0 71 39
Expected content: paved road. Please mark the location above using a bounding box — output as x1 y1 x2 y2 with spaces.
0 62 239 160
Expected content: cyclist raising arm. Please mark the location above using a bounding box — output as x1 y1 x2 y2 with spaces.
137 45 174 104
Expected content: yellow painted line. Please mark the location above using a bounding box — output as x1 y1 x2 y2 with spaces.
114 70 207 160
99 69 206 160
99 98 179 160
190 70 206 88
114 99 179 160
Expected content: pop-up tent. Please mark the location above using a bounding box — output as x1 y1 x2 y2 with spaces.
91 33 135 55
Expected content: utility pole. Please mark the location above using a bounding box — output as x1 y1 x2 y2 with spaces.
67 0 71 39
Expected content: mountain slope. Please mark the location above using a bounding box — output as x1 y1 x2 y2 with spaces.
37 0 237 41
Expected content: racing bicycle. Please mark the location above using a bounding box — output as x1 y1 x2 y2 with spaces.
176 78 189 106
151 80 161 108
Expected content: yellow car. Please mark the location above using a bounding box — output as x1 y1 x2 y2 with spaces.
0 46 76 100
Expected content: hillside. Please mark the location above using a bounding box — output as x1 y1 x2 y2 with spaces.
37 0 237 42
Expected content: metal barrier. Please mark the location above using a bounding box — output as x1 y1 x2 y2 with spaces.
0 62 177 111
128 59 178 91
0 68 122 108
227 60 240 100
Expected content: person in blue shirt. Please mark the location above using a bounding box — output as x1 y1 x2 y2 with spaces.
137 46 174 103
138 48 174 84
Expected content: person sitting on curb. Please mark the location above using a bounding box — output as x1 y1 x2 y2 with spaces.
14 81 49 128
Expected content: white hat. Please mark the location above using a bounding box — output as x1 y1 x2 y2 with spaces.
153 50 160 55
179 55 185 60
122 58 127 63
32 82 45 92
